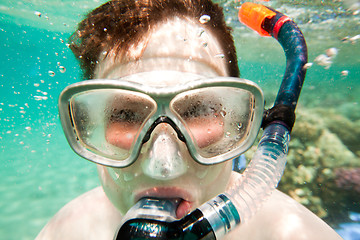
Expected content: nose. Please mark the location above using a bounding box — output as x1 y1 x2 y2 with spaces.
141 124 187 180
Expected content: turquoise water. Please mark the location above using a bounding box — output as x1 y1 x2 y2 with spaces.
1 0 359 239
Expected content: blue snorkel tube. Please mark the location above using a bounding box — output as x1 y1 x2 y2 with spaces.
114 2 308 239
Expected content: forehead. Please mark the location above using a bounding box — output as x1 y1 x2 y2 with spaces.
95 17 229 84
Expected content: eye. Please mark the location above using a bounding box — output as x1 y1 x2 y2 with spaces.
174 96 223 120
109 108 142 124
180 100 217 118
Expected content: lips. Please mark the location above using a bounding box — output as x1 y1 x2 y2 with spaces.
135 187 193 219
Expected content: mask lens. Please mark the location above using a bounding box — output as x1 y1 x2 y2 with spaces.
171 87 257 159
69 89 156 160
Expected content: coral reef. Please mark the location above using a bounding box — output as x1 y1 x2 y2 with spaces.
281 107 360 223
335 168 360 196
245 107 360 224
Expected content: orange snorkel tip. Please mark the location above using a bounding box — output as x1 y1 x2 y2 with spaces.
238 2 276 37
237 2 308 131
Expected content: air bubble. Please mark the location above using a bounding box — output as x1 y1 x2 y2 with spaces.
341 70 349 77
214 54 225 59
34 11 42 17
303 63 313 69
326 47 338 58
34 96 48 101
198 28 205 37
59 66 66 73
48 71 55 77
199 15 211 24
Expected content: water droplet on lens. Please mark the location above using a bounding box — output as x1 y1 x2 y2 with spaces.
199 15 211 24
48 71 55 77
59 66 66 73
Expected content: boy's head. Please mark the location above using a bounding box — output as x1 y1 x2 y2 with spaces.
69 0 239 79
68 0 242 217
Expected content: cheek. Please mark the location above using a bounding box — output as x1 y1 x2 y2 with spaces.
97 166 138 215
105 123 139 149
187 117 224 148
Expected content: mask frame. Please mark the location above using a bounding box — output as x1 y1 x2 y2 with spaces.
58 71 264 168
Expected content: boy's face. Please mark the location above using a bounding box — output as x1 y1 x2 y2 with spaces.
95 17 233 218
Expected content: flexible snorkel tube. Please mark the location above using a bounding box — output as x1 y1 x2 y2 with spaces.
114 3 308 239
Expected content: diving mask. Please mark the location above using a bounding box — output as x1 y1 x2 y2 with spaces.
58 71 264 167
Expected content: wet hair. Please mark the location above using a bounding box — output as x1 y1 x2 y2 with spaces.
69 0 239 79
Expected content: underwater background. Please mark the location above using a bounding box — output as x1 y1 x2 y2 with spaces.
0 0 359 239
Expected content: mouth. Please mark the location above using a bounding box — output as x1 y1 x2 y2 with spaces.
135 187 193 219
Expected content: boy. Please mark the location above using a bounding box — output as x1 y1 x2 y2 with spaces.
37 1 342 239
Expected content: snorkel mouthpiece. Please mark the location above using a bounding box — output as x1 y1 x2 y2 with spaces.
115 3 307 239
114 198 216 240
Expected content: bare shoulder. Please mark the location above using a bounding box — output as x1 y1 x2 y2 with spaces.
36 175 342 240
35 187 122 240
226 172 342 240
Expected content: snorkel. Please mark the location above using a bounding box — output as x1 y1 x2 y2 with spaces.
114 2 308 239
